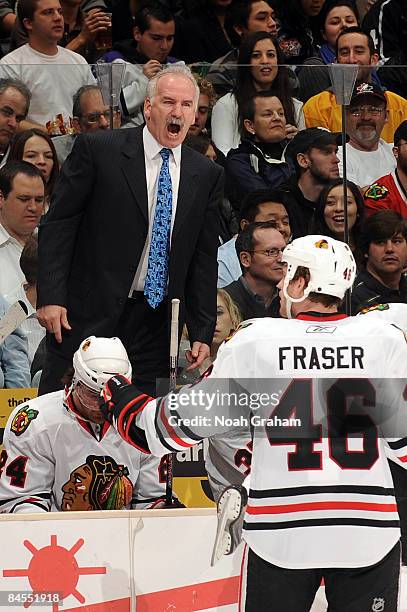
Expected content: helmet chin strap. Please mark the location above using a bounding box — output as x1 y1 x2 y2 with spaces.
282 274 308 319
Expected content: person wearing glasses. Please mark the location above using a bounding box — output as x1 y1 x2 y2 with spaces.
53 85 121 165
303 27 407 144
223 220 285 320
337 81 395 188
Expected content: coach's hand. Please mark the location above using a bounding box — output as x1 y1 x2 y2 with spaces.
185 341 210 371
37 305 71 343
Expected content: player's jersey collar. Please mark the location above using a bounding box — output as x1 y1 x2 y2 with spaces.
296 311 348 322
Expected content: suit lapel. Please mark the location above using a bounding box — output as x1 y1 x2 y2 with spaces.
172 147 199 241
120 128 148 223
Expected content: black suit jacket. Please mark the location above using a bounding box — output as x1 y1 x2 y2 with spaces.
37 126 222 357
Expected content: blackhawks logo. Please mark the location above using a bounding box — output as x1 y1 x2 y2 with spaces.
314 239 329 249
364 183 389 201
11 406 39 436
359 303 390 315
224 321 254 342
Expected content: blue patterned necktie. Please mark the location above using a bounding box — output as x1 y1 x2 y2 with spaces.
144 148 173 308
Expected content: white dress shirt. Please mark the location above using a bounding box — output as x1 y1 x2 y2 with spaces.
0 224 25 298
129 126 182 294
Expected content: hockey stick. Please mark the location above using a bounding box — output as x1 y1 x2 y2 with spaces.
165 298 180 506
0 300 29 345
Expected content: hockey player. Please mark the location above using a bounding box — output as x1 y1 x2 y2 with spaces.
0 336 166 513
101 236 407 611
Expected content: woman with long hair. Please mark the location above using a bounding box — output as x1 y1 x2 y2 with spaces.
311 178 365 266
298 0 359 101
211 31 305 156
9 129 59 202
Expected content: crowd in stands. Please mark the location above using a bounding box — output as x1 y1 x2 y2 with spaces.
0 0 406 399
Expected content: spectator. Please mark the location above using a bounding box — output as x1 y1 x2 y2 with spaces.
187 77 215 137
362 0 405 63
351 210 407 313
303 27 407 143
218 188 292 287
364 119 407 216
10 0 108 51
224 220 285 319
172 0 234 64
225 91 293 208
211 31 305 156
0 78 31 168
0 294 31 388
275 0 323 64
282 127 341 237
206 0 278 96
298 0 359 102
0 0 95 127
59 0 111 62
8 128 59 204
4 234 45 369
0 161 45 297
104 1 178 127
53 84 121 164
36 65 222 396
337 81 395 188
311 178 365 266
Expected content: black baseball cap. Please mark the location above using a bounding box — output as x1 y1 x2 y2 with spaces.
394 120 407 146
285 128 344 165
350 82 387 106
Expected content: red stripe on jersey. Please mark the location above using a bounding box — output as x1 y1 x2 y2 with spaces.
247 501 398 514
399 455 407 463
159 400 195 449
116 395 151 452
297 313 348 322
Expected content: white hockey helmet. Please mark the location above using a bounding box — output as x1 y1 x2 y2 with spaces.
282 235 356 302
72 336 132 392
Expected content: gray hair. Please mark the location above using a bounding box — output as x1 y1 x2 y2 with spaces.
146 64 199 110
73 84 103 118
0 78 31 114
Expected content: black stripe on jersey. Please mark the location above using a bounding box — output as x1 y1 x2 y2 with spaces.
10 499 50 513
0 492 51 506
243 518 400 530
249 485 395 498
155 399 179 453
166 405 205 443
387 438 407 450
132 497 162 505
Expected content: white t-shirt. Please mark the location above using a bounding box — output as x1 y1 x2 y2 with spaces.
0 44 95 125
0 224 24 298
338 140 396 188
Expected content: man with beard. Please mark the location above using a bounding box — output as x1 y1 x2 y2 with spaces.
364 120 407 215
280 128 342 237
303 27 407 143
337 82 395 188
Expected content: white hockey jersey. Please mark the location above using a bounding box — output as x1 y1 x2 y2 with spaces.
0 391 166 513
126 313 407 569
